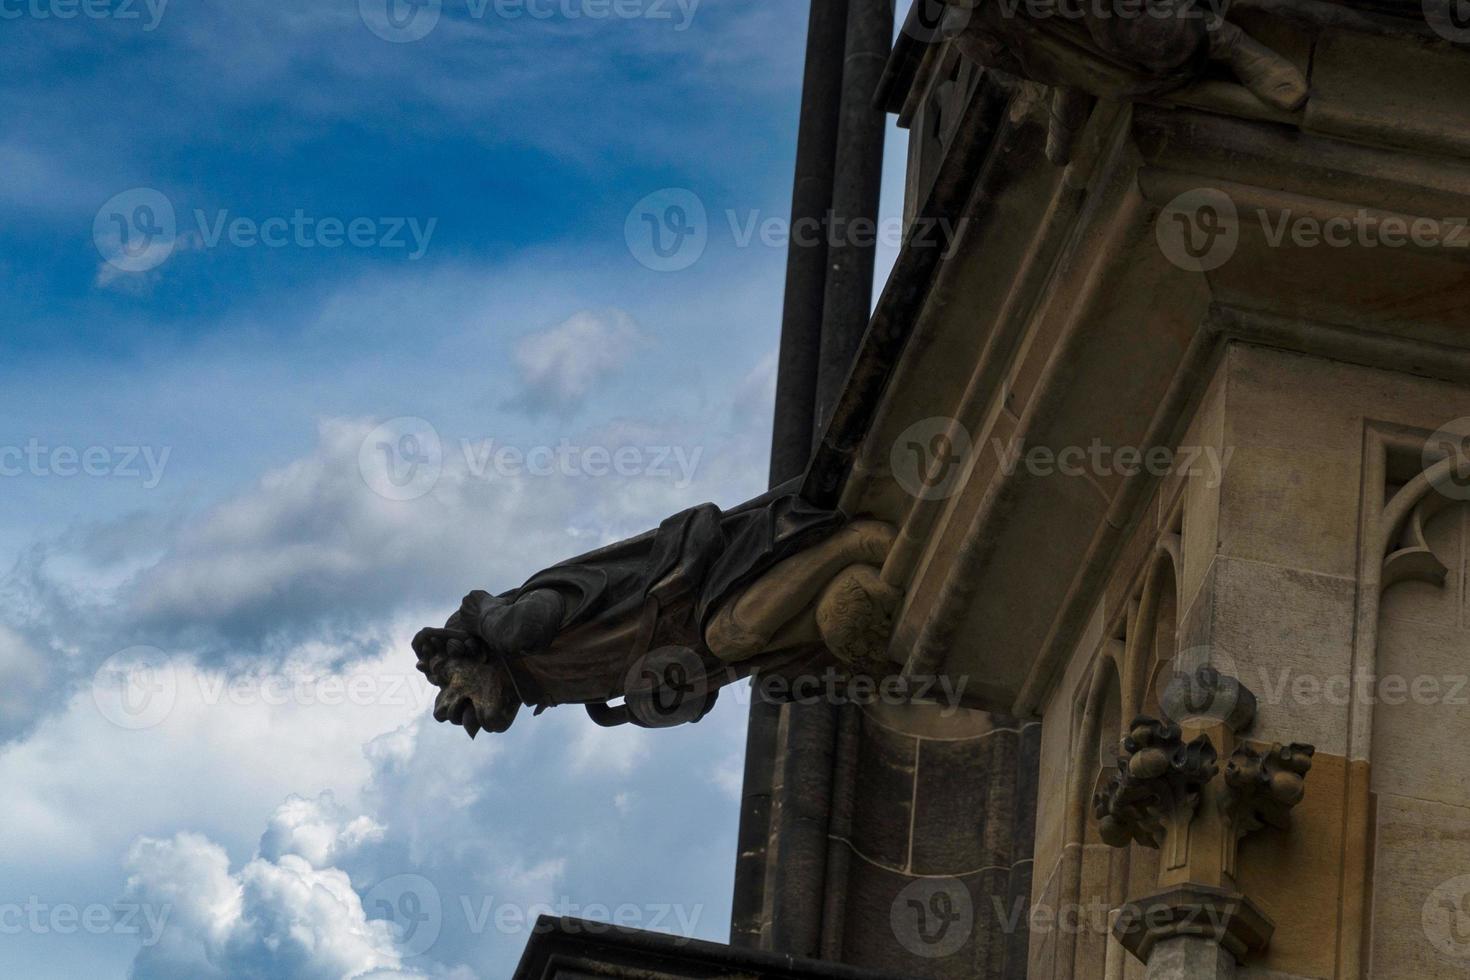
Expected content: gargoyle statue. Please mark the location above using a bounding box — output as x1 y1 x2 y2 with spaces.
941 0 1309 162
412 485 902 738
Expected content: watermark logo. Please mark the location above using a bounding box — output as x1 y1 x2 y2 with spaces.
461 438 702 489
1157 188 1239 272
991 436 1233 488
359 417 444 502
892 417 974 501
624 645 708 727
0 0 168 30
366 873 443 957
1424 0 1470 42
1424 418 1470 502
891 877 972 958
92 646 177 730
360 0 698 40
94 188 176 274
625 188 708 272
0 440 171 487
360 0 441 42
1425 874 1470 959
902 0 970 44
95 189 438 276
0 899 171 946
1158 645 1244 725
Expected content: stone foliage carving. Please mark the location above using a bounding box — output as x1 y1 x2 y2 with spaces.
1093 717 1219 850
1222 741 1314 836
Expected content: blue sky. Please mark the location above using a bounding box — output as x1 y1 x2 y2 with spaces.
0 2 907 977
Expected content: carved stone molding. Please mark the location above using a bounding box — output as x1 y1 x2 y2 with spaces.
1381 453 1468 590
1113 884 1274 965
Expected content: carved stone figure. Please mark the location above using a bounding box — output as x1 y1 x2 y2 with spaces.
412 487 902 738
942 0 1309 161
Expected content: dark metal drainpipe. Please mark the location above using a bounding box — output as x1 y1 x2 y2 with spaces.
733 0 894 960
731 0 849 952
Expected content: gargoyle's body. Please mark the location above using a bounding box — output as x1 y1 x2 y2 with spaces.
413 486 899 738
943 0 1309 163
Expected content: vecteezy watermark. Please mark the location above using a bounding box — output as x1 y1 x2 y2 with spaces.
891 417 1234 502
359 0 699 43
624 188 709 272
364 875 703 957
1158 186 1470 272
989 896 1114 937
892 417 976 501
0 899 171 946
358 417 705 502
1251 668 1470 708
0 440 171 487
0 0 167 29
992 0 1227 21
736 668 970 714
624 187 967 273
460 439 702 489
366 874 444 957
93 188 437 275
1156 187 1240 272
624 646 710 728
92 647 178 731
901 0 968 43
92 651 436 730
992 436 1233 487
1425 874 1470 960
1423 0 1470 43
359 417 444 502
891 877 973 958
1424 418 1470 502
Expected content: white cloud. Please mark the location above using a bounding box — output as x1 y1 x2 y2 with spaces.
125 832 422 980
0 644 429 870
504 310 646 417
259 791 386 870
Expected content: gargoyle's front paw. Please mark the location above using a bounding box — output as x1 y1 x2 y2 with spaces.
815 564 902 677
429 655 521 739
458 590 497 638
412 626 474 684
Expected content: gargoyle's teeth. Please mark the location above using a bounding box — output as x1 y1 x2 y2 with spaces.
450 696 474 728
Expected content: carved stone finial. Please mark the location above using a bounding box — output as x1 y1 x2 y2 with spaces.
1093 717 1219 851
1223 741 1315 836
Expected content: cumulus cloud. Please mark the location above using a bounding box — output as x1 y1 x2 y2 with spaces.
124 829 421 980
503 310 646 417
259 791 386 870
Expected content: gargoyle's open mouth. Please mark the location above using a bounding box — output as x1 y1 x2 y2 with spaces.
413 626 521 739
